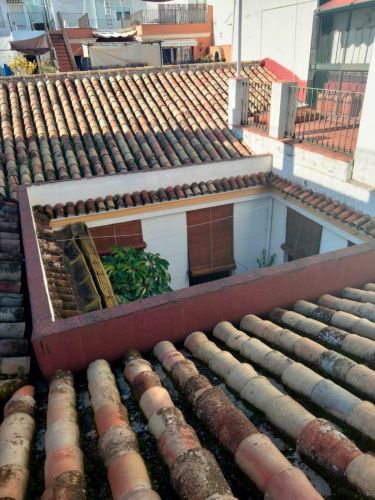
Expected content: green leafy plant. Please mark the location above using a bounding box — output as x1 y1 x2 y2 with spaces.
256 249 277 268
102 245 172 303
38 61 57 74
8 55 37 76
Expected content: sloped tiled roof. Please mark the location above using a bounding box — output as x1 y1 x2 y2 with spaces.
35 172 374 242
36 172 270 220
0 63 276 199
4 282 375 498
0 199 30 401
270 175 375 239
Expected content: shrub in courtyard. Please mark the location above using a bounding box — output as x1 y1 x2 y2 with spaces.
8 55 37 76
102 245 172 303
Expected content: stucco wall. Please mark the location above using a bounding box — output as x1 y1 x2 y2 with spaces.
78 192 360 291
233 197 270 274
320 227 349 254
142 212 189 291
240 127 375 216
26 155 272 207
228 0 317 81
269 198 287 265
211 0 234 46
353 37 375 187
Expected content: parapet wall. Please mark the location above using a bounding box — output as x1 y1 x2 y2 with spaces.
19 180 375 378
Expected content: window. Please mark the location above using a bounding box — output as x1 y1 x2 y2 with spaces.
187 205 235 285
89 220 146 256
116 9 130 20
282 208 322 261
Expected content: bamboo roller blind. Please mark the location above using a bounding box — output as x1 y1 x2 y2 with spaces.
187 204 235 277
89 220 146 256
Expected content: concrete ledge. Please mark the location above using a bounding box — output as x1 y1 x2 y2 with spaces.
241 128 353 182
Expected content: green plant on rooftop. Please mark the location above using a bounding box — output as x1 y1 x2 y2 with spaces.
102 245 172 303
256 248 277 268
8 55 37 76
38 61 57 74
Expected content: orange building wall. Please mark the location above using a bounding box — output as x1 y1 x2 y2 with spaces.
209 44 232 62
136 5 213 61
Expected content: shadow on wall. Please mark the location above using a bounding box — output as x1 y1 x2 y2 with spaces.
233 126 375 216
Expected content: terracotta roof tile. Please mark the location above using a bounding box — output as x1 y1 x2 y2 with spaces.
316 199 332 211
0 199 29 399
270 175 375 240
362 219 375 233
299 190 314 201
337 208 355 222
322 201 340 215
344 211 363 225
0 63 276 199
19 276 375 499
330 204 348 217
36 172 375 242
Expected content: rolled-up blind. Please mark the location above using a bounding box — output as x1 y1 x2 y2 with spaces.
284 208 322 260
187 205 235 277
89 220 146 256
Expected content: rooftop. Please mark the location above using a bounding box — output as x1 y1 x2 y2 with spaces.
3 277 375 499
34 172 375 240
0 199 29 398
0 63 275 199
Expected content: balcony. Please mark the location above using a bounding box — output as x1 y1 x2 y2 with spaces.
58 4 208 31
131 5 208 25
4 10 55 31
247 83 364 156
59 12 131 30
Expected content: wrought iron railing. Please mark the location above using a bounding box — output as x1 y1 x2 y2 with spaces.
286 86 364 155
0 8 6 29
59 12 129 30
60 5 207 29
247 83 272 132
59 12 82 28
7 10 53 30
131 6 207 25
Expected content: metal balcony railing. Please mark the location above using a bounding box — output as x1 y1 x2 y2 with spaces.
59 12 130 30
59 5 207 30
131 5 207 25
6 10 54 31
247 83 272 132
286 86 364 155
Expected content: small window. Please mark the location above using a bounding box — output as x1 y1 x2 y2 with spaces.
116 9 130 20
347 240 356 247
282 208 322 261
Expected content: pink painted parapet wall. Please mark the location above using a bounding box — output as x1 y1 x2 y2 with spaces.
19 186 375 378
262 58 307 87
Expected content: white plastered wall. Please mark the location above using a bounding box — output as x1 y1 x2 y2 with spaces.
142 212 189 291
240 128 375 216
234 197 270 274
81 193 363 291
269 198 287 266
26 155 272 207
229 0 317 81
319 228 350 254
